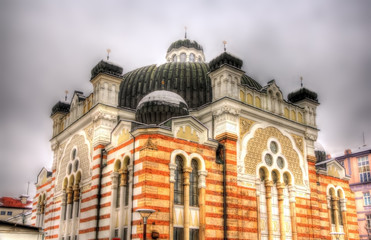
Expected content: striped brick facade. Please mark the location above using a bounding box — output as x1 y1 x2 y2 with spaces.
32 37 360 240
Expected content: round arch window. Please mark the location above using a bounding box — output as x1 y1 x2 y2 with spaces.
265 154 273 166
172 54 177 62
67 163 72 175
277 157 285 169
259 168 266 181
270 141 278 154
74 160 79 172
72 149 77 160
283 173 290 185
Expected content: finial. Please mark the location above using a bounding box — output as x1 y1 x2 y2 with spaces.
300 76 303 88
363 132 367 147
106 48 111 61
184 26 187 39
223 40 227 52
65 90 68 101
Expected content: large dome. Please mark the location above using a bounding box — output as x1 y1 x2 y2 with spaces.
119 62 212 109
118 39 263 110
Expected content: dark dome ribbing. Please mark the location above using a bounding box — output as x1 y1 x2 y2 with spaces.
119 62 212 109
167 39 204 53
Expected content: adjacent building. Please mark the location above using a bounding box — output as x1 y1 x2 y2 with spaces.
0 195 32 224
336 147 371 239
31 36 359 240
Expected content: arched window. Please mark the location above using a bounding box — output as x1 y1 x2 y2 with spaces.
124 171 129 206
189 53 195 62
180 53 186 62
172 54 177 62
116 173 121 208
190 159 199 206
174 156 184 204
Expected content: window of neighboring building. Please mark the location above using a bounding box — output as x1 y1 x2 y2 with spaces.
7 211 12 216
364 192 371 206
367 214 371 229
358 156 371 182
0 211 5 215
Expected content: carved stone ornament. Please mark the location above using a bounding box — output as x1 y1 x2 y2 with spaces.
140 138 158 151
239 117 255 138
305 132 317 141
93 110 116 122
84 124 94 144
212 105 240 118
291 134 304 155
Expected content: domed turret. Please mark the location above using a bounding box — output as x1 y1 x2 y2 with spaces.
166 38 205 63
135 90 189 124
288 87 318 103
209 52 243 71
91 60 123 80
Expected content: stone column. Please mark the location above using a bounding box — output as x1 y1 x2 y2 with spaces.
169 163 177 239
110 171 119 239
265 180 273 240
340 199 348 240
277 183 286 240
198 170 207 240
73 184 80 217
289 185 297 240
67 186 73 219
332 196 340 233
183 167 192 240
119 169 127 237
256 179 261 240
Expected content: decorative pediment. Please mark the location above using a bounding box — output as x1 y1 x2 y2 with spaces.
36 167 51 186
111 121 132 146
326 160 347 179
172 117 208 144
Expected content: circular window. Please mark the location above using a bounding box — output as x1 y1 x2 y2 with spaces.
189 53 195 62
265 154 273 166
270 141 278 154
72 149 77 160
74 160 79 172
67 163 72 175
277 157 285 169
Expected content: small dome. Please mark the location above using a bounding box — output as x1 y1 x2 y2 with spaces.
167 39 204 53
91 60 123 79
51 101 70 117
209 52 243 71
288 87 318 103
135 90 189 124
314 142 327 163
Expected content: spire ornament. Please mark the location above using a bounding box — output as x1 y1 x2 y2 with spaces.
106 48 111 61
223 40 227 52
184 26 187 39
300 76 303 88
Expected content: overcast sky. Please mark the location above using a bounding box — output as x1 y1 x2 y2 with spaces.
0 0 370 198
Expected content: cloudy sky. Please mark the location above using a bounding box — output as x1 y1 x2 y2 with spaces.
0 0 370 198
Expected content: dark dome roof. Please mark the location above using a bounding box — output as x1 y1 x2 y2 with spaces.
119 62 212 109
91 60 123 80
135 90 189 124
209 52 243 71
118 62 262 109
51 101 70 117
167 39 204 53
288 87 318 103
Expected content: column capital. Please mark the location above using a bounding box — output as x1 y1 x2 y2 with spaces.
340 198 347 211
198 170 208 189
169 163 177 183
